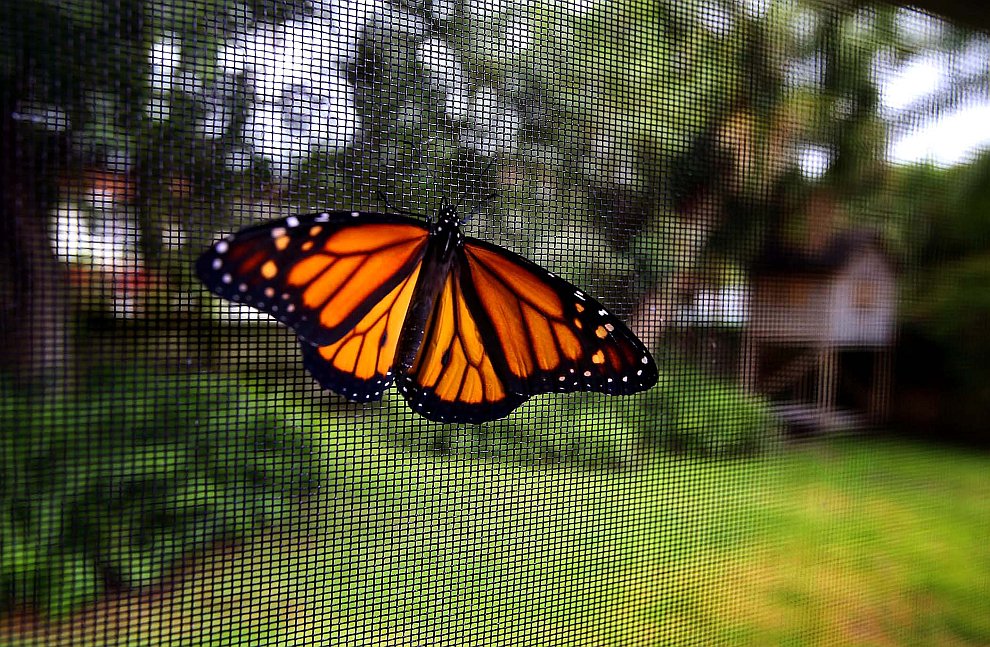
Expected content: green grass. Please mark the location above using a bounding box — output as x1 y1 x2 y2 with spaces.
2 434 987 646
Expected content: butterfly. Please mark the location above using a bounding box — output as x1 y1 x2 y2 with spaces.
196 206 658 423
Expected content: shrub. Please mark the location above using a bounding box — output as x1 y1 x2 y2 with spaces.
379 355 779 465
0 365 321 616
903 253 990 442
631 358 782 458
379 391 645 469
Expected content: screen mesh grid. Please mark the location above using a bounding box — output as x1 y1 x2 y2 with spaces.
0 1 988 645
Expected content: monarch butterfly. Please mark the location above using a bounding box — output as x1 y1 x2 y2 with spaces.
196 205 658 423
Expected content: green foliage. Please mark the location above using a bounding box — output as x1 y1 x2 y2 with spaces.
930 154 990 257
869 157 990 267
910 254 990 354
0 365 321 617
379 391 645 469
558 0 743 152
893 154 990 439
379 356 778 465
906 254 990 433
639 358 781 458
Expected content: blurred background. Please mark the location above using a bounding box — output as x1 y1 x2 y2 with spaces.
0 0 987 644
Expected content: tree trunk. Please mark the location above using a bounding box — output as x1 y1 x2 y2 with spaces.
0 98 73 392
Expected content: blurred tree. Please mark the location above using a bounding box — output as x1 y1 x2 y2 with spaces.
0 0 147 388
0 0 291 386
4 0 990 394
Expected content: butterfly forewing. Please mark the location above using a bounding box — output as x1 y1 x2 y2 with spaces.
196 212 430 347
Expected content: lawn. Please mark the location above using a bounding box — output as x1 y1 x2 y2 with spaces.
4 435 987 646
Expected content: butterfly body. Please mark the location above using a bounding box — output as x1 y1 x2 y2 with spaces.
197 206 658 423
391 206 464 377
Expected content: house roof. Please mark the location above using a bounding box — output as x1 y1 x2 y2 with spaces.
883 0 990 32
752 228 892 276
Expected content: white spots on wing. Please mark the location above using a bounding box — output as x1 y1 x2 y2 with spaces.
583 370 592 377
286 304 296 313
221 273 232 284
622 376 628 382
574 291 586 301
215 240 229 254
351 211 360 218
317 212 330 222
271 226 287 238
212 258 222 270
598 309 607 316
605 323 615 332
641 356 649 364
286 216 300 228
238 283 248 292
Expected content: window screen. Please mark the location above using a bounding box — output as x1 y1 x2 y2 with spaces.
2 1 988 645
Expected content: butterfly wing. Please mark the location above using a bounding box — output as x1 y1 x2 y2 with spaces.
197 211 430 401
396 237 658 423
299 255 422 401
465 238 657 394
196 211 430 348
395 264 529 423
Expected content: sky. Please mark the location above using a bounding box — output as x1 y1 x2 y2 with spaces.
889 101 990 166
791 44 990 176
884 53 990 166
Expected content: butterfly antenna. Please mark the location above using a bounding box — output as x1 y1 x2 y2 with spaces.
378 189 419 217
454 156 500 221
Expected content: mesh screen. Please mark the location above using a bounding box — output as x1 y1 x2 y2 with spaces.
2 1 988 644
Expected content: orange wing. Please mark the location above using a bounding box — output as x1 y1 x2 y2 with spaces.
300 261 421 401
197 211 429 347
396 266 528 422
461 239 656 394
395 238 657 423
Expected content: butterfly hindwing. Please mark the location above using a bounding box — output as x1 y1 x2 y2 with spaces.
396 264 529 423
299 257 423 402
196 211 430 347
